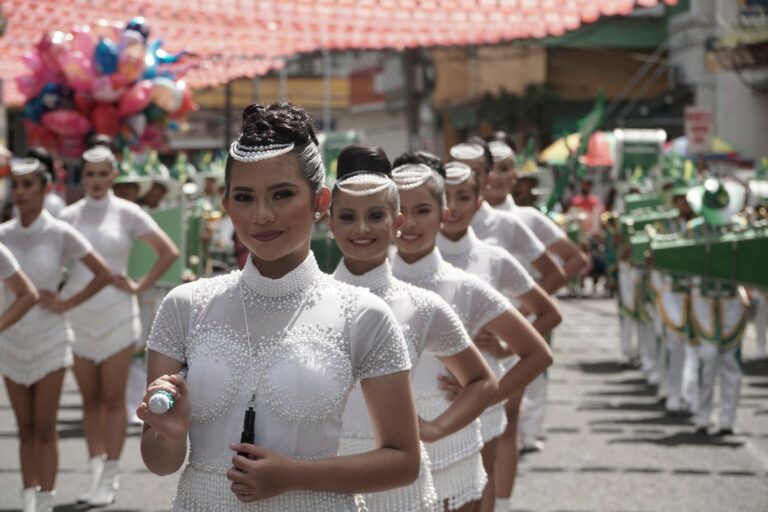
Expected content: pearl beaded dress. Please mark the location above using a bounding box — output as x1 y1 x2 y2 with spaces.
0 210 92 385
147 252 411 511
391 248 511 510
334 260 472 512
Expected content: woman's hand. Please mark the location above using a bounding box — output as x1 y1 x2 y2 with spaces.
136 373 190 443
437 372 463 401
113 274 141 294
38 290 69 313
473 330 510 358
227 443 296 502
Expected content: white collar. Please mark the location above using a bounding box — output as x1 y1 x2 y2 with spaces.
84 190 114 208
494 195 516 212
472 201 496 227
436 227 479 256
18 209 52 236
333 259 392 293
240 251 322 298
391 247 444 282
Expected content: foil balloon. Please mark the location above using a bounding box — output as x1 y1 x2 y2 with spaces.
125 113 147 137
42 109 93 137
23 120 59 149
91 75 125 102
39 82 72 112
71 25 96 56
92 104 120 136
150 77 182 112
92 19 124 42
118 42 146 83
119 80 153 116
58 52 96 92
94 38 119 75
37 31 69 72
15 75 44 99
74 91 94 115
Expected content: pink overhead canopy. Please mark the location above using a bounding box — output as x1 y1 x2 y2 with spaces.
0 0 677 106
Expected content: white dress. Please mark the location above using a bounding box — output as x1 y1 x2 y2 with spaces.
0 242 20 280
0 210 92 385
495 196 564 248
437 229 535 442
392 248 511 510
61 191 160 363
471 202 546 273
334 260 472 512
146 253 411 512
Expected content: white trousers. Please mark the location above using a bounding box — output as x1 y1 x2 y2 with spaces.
682 342 701 412
664 330 687 411
619 313 638 363
694 343 742 430
519 372 547 445
754 292 767 358
638 312 658 385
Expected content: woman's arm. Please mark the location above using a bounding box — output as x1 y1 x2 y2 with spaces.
483 308 553 405
422 344 497 442
548 238 589 281
531 252 566 295
114 230 179 294
228 370 421 501
0 270 39 331
39 252 111 313
137 350 188 476
518 284 562 337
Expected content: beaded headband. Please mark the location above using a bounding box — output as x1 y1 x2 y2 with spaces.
444 161 473 186
229 141 295 163
489 141 514 162
82 145 117 165
391 163 434 190
10 158 43 176
449 143 484 161
335 172 394 197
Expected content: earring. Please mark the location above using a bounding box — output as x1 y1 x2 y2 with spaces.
314 211 321 220
396 230 402 238
329 232 335 240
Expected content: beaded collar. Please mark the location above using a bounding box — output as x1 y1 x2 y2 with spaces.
84 189 114 209
18 209 52 236
391 247 444 282
333 259 393 294
240 251 322 298
436 228 480 257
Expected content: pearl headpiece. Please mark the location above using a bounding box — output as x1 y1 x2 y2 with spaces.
444 161 473 185
391 163 434 190
229 141 296 163
335 172 394 197
82 145 117 166
10 158 43 176
489 141 514 162
449 143 484 161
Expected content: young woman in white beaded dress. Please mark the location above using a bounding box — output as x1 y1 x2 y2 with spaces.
60 145 179 507
0 159 112 512
328 146 498 512
137 102 421 512
436 161 563 512
389 162 553 512
0 242 38 333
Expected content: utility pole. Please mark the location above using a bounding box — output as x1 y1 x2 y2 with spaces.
403 48 419 151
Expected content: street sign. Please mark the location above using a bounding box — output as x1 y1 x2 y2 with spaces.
684 106 713 155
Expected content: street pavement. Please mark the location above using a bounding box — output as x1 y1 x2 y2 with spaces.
0 297 766 511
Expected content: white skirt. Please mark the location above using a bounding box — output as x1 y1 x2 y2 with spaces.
431 451 487 511
0 305 73 386
69 287 141 363
480 402 508 443
341 436 438 512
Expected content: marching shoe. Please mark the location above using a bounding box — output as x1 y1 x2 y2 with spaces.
78 455 105 503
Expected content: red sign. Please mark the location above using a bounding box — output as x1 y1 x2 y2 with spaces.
684 106 713 155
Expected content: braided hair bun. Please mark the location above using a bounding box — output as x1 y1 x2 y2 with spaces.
239 102 318 147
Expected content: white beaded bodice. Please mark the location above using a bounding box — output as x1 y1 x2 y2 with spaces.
147 253 410 511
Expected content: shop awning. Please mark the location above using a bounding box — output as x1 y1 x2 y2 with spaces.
0 0 677 106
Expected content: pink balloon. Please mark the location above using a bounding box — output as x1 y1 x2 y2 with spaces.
71 25 96 56
58 52 96 92
92 75 125 103
119 80 152 116
41 109 93 136
118 42 146 83
22 52 44 74
37 31 70 73
15 75 44 99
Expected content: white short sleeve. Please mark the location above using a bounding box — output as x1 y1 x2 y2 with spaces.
497 252 535 298
423 299 472 357
522 208 564 247
350 293 412 381
466 275 513 336
60 223 93 262
126 203 161 240
0 243 20 280
508 216 546 263
146 282 194 362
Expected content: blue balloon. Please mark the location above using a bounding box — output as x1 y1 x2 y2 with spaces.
22 96 44 123
39 82 73 112
126 17 150 42
94 38 119 75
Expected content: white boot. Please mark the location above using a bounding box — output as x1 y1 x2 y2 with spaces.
21 487 37 512
494 497 512 511
35 490 54 512
88 459 119 506
78 455 105 503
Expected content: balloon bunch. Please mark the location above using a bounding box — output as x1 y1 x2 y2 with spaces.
17 17 197 158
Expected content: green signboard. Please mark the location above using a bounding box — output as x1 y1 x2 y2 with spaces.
127 206 184 286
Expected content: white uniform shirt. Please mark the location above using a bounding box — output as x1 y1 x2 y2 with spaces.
471 201 546 268
392 249 510 472
0 242 20 280
147 253 410 512
0 210 92 385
